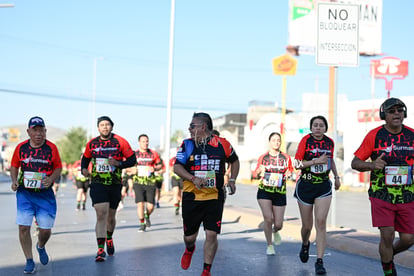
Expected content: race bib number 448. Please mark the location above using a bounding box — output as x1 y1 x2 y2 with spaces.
194 170 216 188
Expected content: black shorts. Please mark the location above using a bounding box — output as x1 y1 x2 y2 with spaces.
122 175 133 187
293 178 332 205
133 184 156 204
182 199 224 236
89 182 122 209
171 177 183 189
76 180 89 192
154 181 162 189
257 188 286 206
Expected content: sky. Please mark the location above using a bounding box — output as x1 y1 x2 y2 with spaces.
1 0 413 149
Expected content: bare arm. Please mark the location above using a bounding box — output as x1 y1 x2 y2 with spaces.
10 166 19 191
351 153 386 172
227 159 240 195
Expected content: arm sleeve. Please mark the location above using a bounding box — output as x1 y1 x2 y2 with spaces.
120 154 136 169
81 155 91 170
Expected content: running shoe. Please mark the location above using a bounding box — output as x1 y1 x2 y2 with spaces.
175 208 179 216
106 238 115 256
145 216 151 228
315 259 326 275
266 244 275 256
273 231 282 245
201 269 211 276
36 243 49 265
181 245 195 270
82 203 86 210
138 223 146 232
156 201 160 208
299 241 310 263
95 248 106 262
23 259 36 274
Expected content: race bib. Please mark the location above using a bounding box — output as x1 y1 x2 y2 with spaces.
96 158 114 173
137 165 151 177
194 170 216 188
385 166 412 186
23 171 46 189
310 159 331 174
263 172 283 187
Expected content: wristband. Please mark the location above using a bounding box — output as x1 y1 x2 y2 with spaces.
334 176 340 180
191 176 196 182
228 178 236 182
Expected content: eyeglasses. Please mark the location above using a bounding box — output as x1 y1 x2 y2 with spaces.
386 107 404 114
189 123 202 129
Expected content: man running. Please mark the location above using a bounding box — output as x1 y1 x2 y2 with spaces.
174 112 240 276
132 134 162 232
351 98 414 276
10 116 62 274
81 116 136 262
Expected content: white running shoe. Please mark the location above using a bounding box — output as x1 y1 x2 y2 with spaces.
266 244 275 256
273 231 282 245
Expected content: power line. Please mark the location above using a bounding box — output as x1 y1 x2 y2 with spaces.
0 88 244 112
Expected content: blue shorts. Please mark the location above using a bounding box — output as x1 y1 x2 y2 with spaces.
16 187 57 229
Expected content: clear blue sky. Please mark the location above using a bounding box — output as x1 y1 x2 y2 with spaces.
1 0 412 147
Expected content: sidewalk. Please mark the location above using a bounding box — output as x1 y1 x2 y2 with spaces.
161 189 414 270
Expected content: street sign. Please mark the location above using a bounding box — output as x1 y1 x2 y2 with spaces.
272 54 297 75
316 2 359 66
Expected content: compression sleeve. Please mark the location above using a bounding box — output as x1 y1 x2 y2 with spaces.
81 156 91 171
120 154 137 169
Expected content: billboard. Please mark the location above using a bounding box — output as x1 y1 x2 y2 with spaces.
288 0 382 56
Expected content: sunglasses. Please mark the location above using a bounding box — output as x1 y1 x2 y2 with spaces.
189 123 202 129
386 107 404 114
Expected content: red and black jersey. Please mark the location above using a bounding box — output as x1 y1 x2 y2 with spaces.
11 139 62 187
295 134 334 184
175 135 238 201
135 149 161 168
354 125 414 204
255 152 293 194
83 133 134 185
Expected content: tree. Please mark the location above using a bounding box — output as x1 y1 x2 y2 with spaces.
56 127 88 164
170 129 186 148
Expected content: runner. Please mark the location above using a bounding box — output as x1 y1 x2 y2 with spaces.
351 98 414 276
174 112 240 276
169 155 183 215
73 158 90 211
81 116 136 262
254 132 293 255
10 116 62 274
132 134 162 232
294 115 341 275
154 158 165 208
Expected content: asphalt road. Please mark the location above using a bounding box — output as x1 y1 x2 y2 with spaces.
1 177 414 275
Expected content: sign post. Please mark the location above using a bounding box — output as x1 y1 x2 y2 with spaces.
371 57 409 98
272 54 297 153
316 2 360 228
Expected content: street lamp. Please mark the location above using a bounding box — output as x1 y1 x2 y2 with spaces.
91 57 103 138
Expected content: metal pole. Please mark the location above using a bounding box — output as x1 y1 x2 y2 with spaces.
331 66 338 227
281 75 287 153
163 0 176 192
92 58 97 138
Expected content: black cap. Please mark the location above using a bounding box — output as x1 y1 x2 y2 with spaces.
97 116 114 127
382 98 405 111
28 116 45 128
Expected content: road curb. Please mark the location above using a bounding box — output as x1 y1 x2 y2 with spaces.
222 205 414 270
